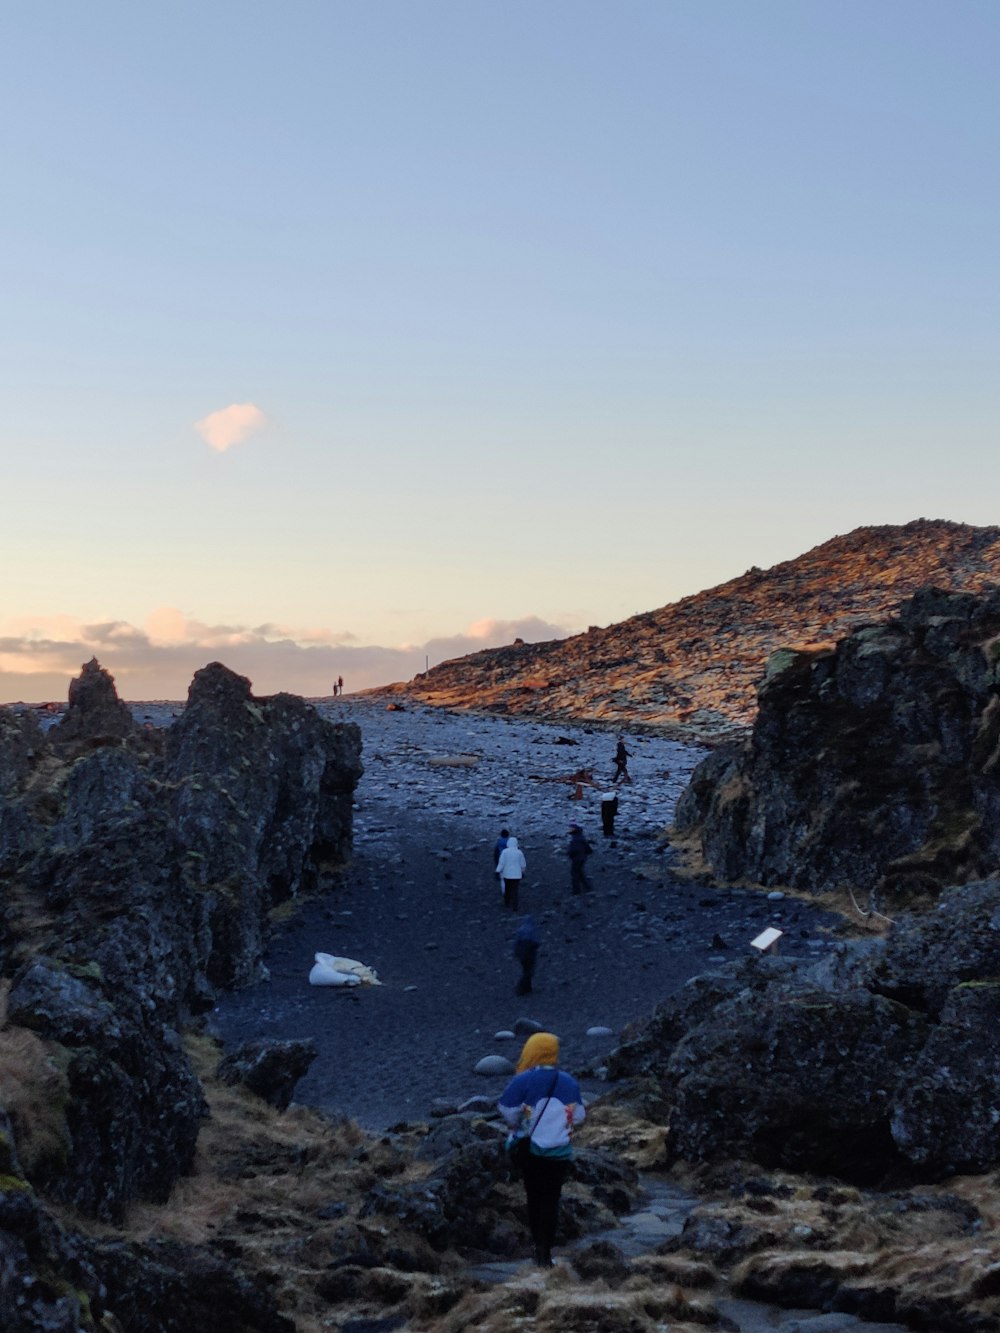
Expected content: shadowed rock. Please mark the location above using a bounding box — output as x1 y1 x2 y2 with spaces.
0 658 362 1224
610 877 1000 1185
48 657 140 753
217 1038 318 1110
675 585 1000 903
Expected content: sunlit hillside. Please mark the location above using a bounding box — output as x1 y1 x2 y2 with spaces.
372 519 1000 740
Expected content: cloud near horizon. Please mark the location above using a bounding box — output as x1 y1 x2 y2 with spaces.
0 611 573 703
194 402 267 452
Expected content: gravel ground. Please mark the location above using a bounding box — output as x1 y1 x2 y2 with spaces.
204 698 844 1131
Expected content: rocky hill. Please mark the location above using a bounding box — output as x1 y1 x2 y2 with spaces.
373 519 1000 740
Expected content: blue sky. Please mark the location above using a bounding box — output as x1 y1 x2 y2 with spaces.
1 1 997 699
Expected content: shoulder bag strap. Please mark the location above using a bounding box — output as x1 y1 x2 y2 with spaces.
526 1070 561 1144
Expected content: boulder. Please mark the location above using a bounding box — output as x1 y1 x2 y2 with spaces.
662 976 928 1183
216 1038 318 1110
474 1055 515 1076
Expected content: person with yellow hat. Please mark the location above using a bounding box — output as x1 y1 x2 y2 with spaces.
498 1032 585 1266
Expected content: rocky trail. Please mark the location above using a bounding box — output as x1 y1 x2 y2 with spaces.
208 699 845 1130
203 700 910 1333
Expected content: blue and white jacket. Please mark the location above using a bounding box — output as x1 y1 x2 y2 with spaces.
498 1065 585 1158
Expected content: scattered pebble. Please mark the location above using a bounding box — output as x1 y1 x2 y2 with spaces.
474 1055 515 1076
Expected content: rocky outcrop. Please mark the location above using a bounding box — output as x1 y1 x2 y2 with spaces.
6 957 206 1221
609 876 1000 1185
48 657 142 754
217 1037 318 1110
0 658 362 1224
674 586 1000 902
362 1133 640 1257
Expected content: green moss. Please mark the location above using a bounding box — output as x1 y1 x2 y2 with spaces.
765 648 805 679
954 978 1000 990
0 1173 32 1192
67 960 104 984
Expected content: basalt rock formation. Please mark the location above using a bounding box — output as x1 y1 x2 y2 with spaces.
0 659 361 1328
609 876 1000 1186
373 519 1000 740
674 585 1000 903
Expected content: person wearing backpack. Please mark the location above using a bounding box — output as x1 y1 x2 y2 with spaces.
499 1032 585 1266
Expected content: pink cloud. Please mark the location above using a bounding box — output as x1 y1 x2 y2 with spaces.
0 610 574 703
194 402 266 453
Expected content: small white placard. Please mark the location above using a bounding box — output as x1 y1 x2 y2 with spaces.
750 927 783 952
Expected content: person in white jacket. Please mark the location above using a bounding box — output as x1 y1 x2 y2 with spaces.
496 835 526 911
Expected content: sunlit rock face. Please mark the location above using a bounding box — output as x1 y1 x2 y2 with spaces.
0 658 362 1222
374 519 1000 741
674 585 1000 903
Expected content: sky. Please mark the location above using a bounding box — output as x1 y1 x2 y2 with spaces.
1 1 998 701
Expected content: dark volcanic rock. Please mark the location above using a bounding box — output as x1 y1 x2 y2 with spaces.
0 1168 108 1332
362 1137 640 1257
609 877 1000 1184
889 980 1000 1178
217 1037 319 1110
166 663 362 986
7 957 206 1223
48 657 140 753
0 658 362 1225
81 1236 296 1333
664 975 927 1183
0 709 45 797
675 585 1000 901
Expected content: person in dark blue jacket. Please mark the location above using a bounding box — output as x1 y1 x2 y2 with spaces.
567 823 592 895
513 915 541 995
493 828 509 893
499 1032 585 1266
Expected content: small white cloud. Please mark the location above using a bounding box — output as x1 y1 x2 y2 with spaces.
195 402 266 453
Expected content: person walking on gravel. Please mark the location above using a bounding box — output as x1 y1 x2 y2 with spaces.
600 791 619 838
613 735 631 783
567 823 592 895
513 915 541 995
496 835 526 911
493 827 509 892
499 1032 585 1267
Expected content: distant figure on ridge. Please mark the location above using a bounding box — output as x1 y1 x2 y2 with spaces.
493 827 510 892
497 835 526 911
567 823 592 895
337 674 344 696
600 791 619 838
613 735 631 783
513 915 541 995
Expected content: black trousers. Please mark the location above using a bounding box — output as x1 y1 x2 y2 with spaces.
570 860 590 894
522 1154 569 1257
503 879 520 911
515 948 537 995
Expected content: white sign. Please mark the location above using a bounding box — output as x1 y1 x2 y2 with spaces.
750 927 783 952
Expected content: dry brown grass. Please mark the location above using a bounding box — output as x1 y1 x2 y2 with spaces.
117 1032 454 1332
575 1103 670 1172
0 982 72 1179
